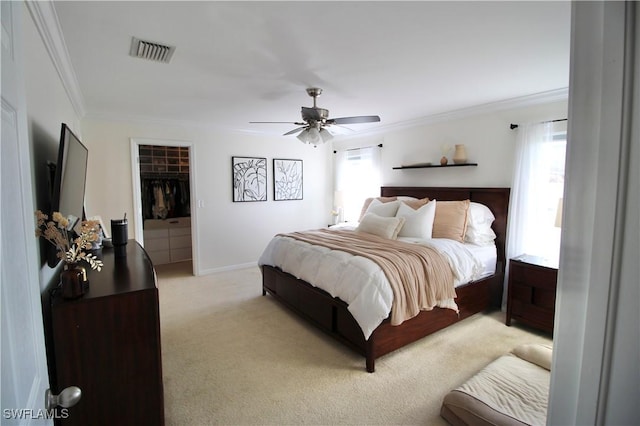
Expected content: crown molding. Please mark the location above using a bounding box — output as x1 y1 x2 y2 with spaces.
86 88 568 137
350 87 570 138
26 1 86 118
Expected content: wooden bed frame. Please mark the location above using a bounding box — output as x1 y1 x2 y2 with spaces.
261 186 510 372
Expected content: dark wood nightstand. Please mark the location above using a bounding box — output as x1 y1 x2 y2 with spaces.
506 254 558 334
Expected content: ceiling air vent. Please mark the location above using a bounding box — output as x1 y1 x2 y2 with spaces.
130 37 175 63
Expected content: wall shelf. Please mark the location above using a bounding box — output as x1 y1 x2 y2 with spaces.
393 163 478 170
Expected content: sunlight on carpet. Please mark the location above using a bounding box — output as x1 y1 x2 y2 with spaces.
155 262 552 425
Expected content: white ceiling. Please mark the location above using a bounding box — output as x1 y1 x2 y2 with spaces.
52 1 571 136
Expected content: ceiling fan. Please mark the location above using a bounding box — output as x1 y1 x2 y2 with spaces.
250 88 381 145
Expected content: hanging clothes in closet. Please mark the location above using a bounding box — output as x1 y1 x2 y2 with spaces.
141 176 190 220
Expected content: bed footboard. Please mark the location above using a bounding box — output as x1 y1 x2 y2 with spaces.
261 264 500 372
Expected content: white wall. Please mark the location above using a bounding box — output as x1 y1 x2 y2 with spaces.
23 3 83 290
333 100 568 189
81 118 332 274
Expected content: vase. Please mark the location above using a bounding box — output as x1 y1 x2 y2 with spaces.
453 144 468 164
61 263 88 299
440 156 448 166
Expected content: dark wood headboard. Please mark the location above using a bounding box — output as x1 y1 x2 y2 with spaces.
380 186 511 275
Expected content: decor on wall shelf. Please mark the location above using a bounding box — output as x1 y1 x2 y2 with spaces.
232 156 267 202
273 158 303 201
440 143 452 165
392 163 478 170
453 144 468 164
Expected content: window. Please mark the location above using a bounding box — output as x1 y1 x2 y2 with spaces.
507 121 567 263
334 146 382 222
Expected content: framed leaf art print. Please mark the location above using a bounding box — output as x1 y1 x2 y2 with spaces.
273 158 303 201
232 156 267 202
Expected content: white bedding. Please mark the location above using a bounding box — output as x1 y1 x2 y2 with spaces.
258 228 495 339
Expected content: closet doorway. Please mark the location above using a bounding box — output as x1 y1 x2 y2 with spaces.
130 138 197 275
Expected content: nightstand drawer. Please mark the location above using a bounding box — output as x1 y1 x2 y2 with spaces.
510 264 557 289
510 283 532 302
533 287 556 309
511 300 554 331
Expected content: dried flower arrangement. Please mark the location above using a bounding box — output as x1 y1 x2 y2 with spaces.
35 210 103 271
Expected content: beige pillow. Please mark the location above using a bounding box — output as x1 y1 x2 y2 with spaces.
356 213 406 239
359 196 397 221
432 200 470 242
512 343 553 371
402 197 430 210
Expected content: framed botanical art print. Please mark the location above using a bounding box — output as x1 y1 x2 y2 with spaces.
273 158 303 201
232 156 267 202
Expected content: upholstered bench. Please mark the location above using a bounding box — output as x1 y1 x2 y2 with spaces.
441 343 552 426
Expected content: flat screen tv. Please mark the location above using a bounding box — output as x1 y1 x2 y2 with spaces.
49 123 89 265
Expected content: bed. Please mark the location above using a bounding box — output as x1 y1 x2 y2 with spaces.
259 186 510 372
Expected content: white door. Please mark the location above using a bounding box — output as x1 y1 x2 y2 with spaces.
1 2 51 424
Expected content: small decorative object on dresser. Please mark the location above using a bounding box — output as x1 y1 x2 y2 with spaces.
506 254 558 333
452 144 468 164
35 210 103 299
440 156 448 165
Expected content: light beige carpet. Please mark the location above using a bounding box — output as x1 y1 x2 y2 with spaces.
156 261 552 425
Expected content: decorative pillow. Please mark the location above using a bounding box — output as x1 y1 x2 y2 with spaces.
402 197 430 210
432 200 470 242
356 213 406 239
512 343 553 371
359 197 397 221
365 199 401 217
465 202 497 245
396 200 436 239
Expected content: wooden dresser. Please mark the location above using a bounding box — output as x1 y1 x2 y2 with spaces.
51 241 164 425
506 254 558 334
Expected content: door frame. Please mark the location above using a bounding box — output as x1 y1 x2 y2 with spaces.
1 0 52 421
130 138 198 275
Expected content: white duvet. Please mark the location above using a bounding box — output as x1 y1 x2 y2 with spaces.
258 228 484 339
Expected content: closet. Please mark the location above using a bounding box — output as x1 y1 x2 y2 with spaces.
139 145 192 265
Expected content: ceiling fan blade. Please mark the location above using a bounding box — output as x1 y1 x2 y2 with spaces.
328 115 381 125
250 121 305 125
283 126 306 136
324 124 354 135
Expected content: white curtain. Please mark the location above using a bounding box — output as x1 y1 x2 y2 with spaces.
334 146 382 222
504 122 565 304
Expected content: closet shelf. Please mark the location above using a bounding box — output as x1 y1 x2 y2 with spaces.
139 145 189 174
392 163 478 170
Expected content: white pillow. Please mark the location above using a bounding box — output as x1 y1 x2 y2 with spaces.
464 202 497 245
468 202 495 226
356 213 406 239
366 199 401 217
396 200 436 239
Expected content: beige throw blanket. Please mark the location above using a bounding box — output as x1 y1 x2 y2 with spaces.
280 229 456 326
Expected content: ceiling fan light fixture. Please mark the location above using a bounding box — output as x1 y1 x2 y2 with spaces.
319 128 333 143
251 88 380 145
307 127 321 144
297 129 311 144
